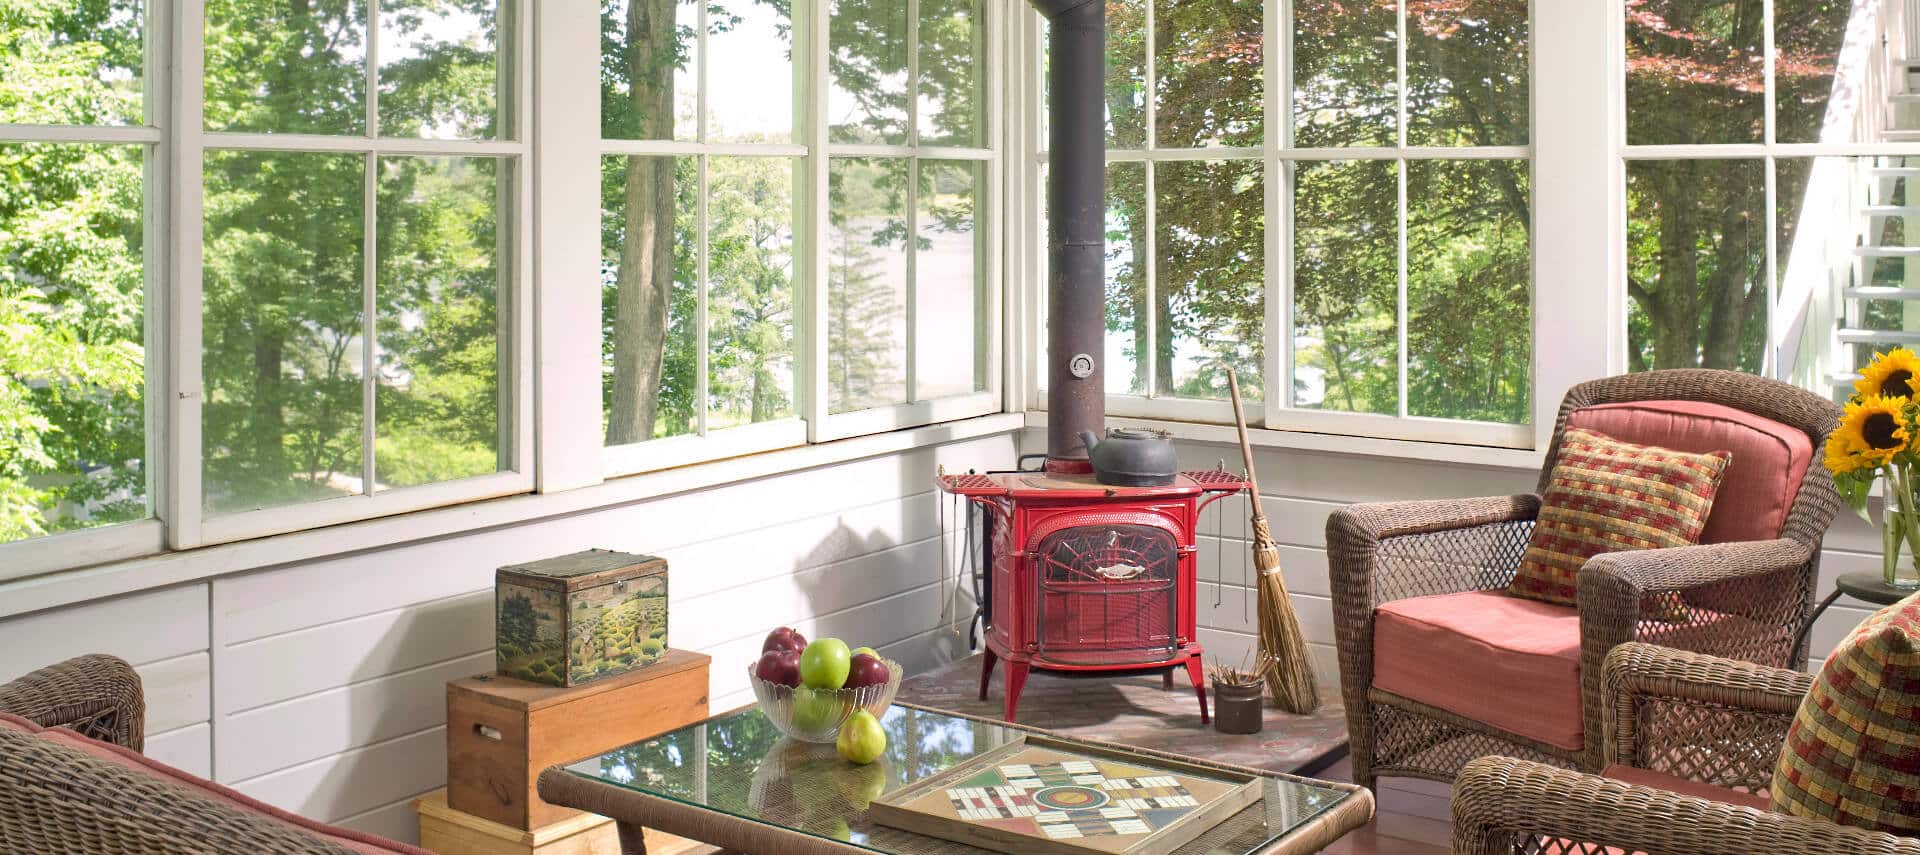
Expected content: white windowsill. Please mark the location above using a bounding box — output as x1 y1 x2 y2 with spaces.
1022 411 1546 472
0 412 1027 620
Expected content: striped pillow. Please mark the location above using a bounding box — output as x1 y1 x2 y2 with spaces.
1508 427 1730 607
1772 592 1920 835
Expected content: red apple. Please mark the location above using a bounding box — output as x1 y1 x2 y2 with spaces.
844 652 891 689
762 626 808 655
756 649 802 687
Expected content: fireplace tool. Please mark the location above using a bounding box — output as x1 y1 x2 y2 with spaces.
1226 368 1320 713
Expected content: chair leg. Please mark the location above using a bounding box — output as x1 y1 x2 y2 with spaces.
1183 655 1210 725
978 648 998 701
615 821 648 855
1002 660 1030 721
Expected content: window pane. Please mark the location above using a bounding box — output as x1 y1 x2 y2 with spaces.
707 0 793 144
1625 0 1763 145
374 156 506 489
1407 0 1527 147
707 156 797 427
1407 159 1530 422
602 155 697 444
0 1 144 126
205 0 368 134
919 0 984 146
378 0 506 140
1773 0 1855 144
1293 0 1396 148
0 143 147 543
829 0 910 145
1155 160 1264 400
1106 0 1147 149
602 0 698 141
203 150 366 513
1156 0 1261 148
1625 159 1766 372
1106 162 1148 395
1293 159 1396 414
828 158 909 412
914 160 982 400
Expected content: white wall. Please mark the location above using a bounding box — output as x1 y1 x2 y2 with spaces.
0 433 1014 844
0 426 1887 846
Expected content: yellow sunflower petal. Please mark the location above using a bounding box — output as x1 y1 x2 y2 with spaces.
1853 347 1920 400
1832 394 1911 471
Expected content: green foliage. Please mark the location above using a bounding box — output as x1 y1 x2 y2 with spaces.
498 591 538 647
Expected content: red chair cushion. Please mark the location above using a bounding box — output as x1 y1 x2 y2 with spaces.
1373 589 1585 751
0 715 429 854
1566 400 1812 544
1601 763 1771 811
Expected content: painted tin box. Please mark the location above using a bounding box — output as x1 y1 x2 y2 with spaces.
494 549 669 687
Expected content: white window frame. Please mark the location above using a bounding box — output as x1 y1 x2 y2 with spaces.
1018 0 1538 450
171 0 536 548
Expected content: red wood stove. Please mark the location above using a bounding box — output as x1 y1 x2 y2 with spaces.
939 469 1247 724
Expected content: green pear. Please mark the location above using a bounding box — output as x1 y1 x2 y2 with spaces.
851 646 878 659
790 688 844 732
836 709 887 765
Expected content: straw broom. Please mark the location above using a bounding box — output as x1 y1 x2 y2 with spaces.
1226 368 1320 713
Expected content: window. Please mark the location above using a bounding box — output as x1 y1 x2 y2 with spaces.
0 3 153 548
192 0 526 542
1041 0 1533 445
1622 0 1892 402
599 0 999 471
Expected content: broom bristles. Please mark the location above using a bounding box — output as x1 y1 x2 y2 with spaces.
1251 518 1319 713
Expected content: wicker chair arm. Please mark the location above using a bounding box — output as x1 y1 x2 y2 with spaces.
1603 642 1812 715
1580 538 1813 594
0 726 360 854
1327 494 1540 606
1326 494 1541 543
1452 756 1920 855
1600 642 1807 779
0 654 145 751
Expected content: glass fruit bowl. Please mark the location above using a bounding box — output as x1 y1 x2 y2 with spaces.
747 657 902 743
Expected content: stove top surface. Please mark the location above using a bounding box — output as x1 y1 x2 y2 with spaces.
939 469 1247 499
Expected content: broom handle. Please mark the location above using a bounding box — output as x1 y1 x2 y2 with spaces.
1225 368 1264 503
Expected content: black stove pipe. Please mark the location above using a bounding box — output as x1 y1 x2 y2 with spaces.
1035 0 1105 473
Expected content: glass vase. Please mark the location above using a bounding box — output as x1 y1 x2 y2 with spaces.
1883 481 1920 590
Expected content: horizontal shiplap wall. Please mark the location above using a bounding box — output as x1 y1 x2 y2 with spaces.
202 434 1010 843
0 584 214 777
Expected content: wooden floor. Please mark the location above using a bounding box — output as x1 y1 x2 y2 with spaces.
1316 758 1452 854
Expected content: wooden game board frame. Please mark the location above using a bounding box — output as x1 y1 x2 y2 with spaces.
868 735 1265 855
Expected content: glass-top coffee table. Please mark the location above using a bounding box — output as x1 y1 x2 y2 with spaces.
540 702 1372 855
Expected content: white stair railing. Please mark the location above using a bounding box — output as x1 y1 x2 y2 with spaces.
1779 0 1896 389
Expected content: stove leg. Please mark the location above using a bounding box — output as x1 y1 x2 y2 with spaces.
1003 660 1030 722
1162 669 1174 690
1184 655 1211 725
979 648 999 701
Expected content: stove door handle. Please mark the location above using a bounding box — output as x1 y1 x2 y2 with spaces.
1093 563 1146 581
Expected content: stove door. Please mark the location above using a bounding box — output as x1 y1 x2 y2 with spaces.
1033 524 1179 665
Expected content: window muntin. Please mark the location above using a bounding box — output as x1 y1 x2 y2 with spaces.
0 2 152 546
1062 0 1532 439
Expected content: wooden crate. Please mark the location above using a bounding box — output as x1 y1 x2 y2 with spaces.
415 788 716 855
449 648 709 830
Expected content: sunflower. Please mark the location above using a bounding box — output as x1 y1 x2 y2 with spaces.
1854 347 1920 400
1827 394 1912 475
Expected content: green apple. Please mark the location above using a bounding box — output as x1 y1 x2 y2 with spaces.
851 646 878 659
835 709 887 765
799 638 851 689
789 688 844 732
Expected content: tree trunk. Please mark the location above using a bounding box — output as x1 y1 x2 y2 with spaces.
608 0 679 444
1646 167 1703 369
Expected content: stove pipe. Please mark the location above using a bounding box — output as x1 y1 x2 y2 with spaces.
1034 0 1106 473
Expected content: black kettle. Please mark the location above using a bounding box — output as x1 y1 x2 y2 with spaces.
1078 428 1178 487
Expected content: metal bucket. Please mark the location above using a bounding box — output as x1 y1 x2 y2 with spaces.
1212 680 1263 735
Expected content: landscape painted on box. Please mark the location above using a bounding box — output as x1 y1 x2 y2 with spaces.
567 576 668 684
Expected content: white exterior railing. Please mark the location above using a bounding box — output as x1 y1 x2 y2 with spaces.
1780 0 1902 390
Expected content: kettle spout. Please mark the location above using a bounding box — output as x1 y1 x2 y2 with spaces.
1077 429 1101 457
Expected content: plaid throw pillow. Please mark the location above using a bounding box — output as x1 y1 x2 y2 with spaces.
1508 427 1730 607
1772 593 1920 835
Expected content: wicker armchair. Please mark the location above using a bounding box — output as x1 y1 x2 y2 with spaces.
1329 370 1842 786
0 654 374 854
1451 643 1920 854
